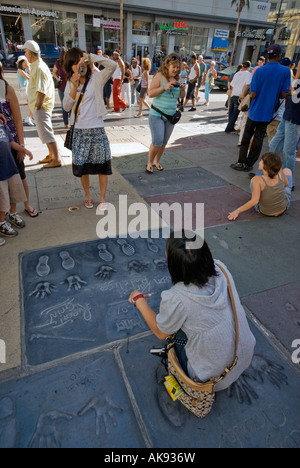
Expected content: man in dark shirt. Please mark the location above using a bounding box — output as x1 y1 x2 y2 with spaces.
270 62 300 189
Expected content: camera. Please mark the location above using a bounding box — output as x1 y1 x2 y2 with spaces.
79 65 86 76
172 82 180 88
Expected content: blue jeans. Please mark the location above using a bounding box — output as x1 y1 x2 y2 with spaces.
225 96 240 133
269 119 297 186
204 82 212 101
58 88 70 126
251 171 293 213
149 114 175 147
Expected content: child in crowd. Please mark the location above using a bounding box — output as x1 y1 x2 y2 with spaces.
228 152 293 220
0 120 33 245
17 56 34 126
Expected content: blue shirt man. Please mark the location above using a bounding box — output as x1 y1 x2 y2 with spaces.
231 44 292 172
249 61 291 122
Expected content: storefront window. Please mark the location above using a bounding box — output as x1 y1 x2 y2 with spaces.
1 14 24 49
56 12 78 49
31 16 55 44
132 21 151 36
85 14 120 55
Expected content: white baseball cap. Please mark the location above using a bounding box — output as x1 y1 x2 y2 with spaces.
16 55 27 63
18 40 40 54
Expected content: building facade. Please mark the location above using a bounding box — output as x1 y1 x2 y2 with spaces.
268 0 300 62
0 0 273 65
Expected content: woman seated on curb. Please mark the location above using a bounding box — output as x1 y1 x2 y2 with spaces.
128 231 256 392
228 152 293 221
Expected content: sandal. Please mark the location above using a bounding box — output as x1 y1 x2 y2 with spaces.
153 163 164 171
97 202 108 211
25 208 39 218
84 200 94 209
146 164 153 174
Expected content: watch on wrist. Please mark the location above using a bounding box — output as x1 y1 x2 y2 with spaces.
131 293 144 306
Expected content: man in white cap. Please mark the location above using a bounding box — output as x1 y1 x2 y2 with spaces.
19 40 61 168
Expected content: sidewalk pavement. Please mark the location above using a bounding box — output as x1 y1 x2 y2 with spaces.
0 70 300 448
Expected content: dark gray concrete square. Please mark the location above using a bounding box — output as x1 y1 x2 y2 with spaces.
119 326 300 448
205 216 300 298
123 167 229 198
243 281 300 355
20 236 172 366
0 350 145 448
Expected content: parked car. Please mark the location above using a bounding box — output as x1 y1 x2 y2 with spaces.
8 43 59 69
215 65 255 90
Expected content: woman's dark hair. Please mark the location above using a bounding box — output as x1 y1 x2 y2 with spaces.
17 59 26 70
64 47 92 82
166 231 218 288
262 152 282 179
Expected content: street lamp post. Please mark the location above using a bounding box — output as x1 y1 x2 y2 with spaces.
120 0 123 54
272 0 284 44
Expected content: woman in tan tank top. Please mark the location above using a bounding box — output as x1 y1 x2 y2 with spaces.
228 152 293 220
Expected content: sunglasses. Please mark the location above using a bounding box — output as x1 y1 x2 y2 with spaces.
170 55 180 62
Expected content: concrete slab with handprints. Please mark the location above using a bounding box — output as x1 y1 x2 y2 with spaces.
20 236 172 366
0 351 145 448
120 327 300 448
1 322 299 448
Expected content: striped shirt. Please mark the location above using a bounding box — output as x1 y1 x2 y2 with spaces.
150 77 180 117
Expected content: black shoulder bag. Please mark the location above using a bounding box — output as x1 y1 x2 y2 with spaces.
64 78 90 150
151 104 181 125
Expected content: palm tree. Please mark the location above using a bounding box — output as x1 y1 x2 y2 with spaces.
229 0 251 67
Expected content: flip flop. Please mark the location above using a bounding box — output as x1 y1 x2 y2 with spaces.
84 200 94 209
25 208 39 218
146 165 153 174
154 163 164 171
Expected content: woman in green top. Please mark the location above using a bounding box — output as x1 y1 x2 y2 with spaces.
146 54 185 173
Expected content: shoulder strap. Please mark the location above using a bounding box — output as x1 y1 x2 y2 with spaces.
216 263 239 361
74 77 90 120
151 104 169 119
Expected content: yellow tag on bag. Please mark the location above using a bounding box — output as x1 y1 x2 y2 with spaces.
164 375 184 401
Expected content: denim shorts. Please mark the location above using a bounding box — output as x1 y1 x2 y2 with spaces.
149 114 175 147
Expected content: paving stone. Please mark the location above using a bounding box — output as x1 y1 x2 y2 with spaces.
243 281 300 355
124 167 229 198
204 217 300 298
145 185 263 229
112 151 193 174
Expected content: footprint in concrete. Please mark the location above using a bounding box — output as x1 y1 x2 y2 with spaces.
59 251 75 270
117 239 135 256
97 243 113 262
146 238 159 253
36 255 50 277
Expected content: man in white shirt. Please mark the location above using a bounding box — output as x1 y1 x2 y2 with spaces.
181 54 200 111
225 61 252 134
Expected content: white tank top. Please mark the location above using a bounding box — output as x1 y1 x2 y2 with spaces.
131 66 140 79
113 63 122 80
189 64 198 81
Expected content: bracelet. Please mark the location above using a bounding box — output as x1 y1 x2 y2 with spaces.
20 144 25 147
131 293 144 306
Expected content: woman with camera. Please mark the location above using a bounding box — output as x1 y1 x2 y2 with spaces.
63 48 117 210
146 53 185 173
